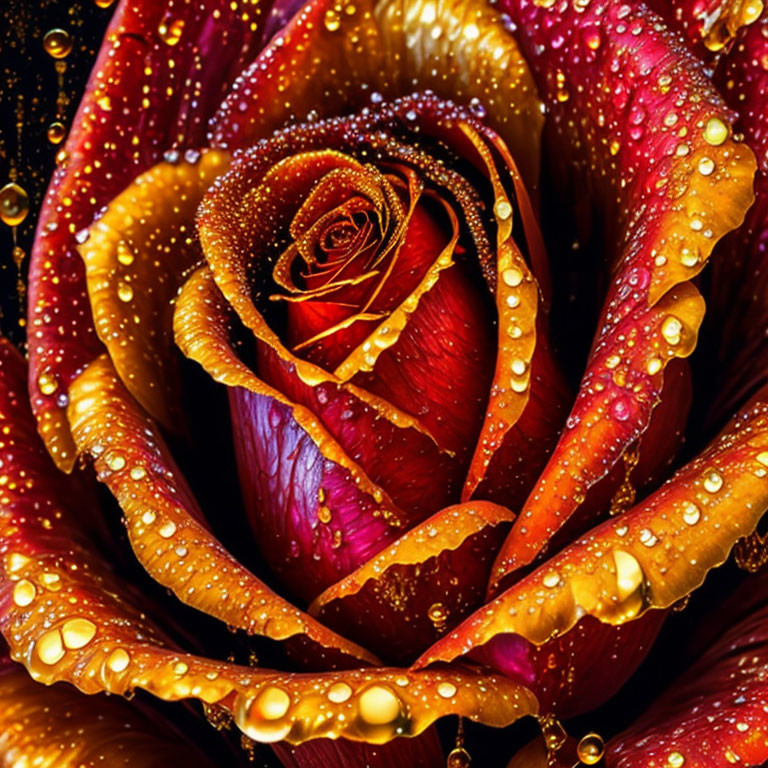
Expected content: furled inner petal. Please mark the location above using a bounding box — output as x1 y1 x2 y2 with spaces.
66 352 377 665
416 384 768 667
78 149 230 429
27 0 263 470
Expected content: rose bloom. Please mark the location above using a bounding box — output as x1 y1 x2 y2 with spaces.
1 0 767 764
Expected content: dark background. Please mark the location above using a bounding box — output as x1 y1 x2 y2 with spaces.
0 0 112 344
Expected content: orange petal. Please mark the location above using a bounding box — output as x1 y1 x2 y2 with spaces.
0 659 217 768
309 502 512 661
491 281 707 586
211 0 542 187
66 352 378 666
78 150 230 429
417 384 768 667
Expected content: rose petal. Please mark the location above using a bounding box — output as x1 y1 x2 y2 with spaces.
78 149 230 429
607 571 768 767
416 385 768 668
0 335 539 748
28 0 263 470
308 502 511 662
210 0 543 186
174 267 412 599
488 0 757 588
0 657 219 768
66 352 378 665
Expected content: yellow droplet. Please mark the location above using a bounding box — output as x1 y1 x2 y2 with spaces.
13 579 37 607
577 732 605 765
117 241 135 265
437 681 457 699
613 549 643 599
256 686 291 719
495 200 513 220
37 629 65 665
358 685 401 725
502 267 523 287
37 370 59 396
667 752 685 768
141 509 156 525
703 470 723 493
756 451 768 467
324 8 341 30
159 521 177 538
446 747 471 768
61 618 97 649
173 661 189 675
47 122 67 145
661 315 683 345
428 602 449 627
318 505 332 524
698 157 715 176
542 571 560 588
646 356 663 375
43 29 73 59
106 452 126 471
327 682 353 703
106 647 131 673
40 572 61 591
130 465 147 480
682 501 701 525
117 282 134 302
0 183 30 227
158 18 184 45
703 117 729 147
95 0 116 7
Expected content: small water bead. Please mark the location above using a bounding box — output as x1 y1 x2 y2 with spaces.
327 682 353 703
130 465 147 480
428 602 449 629
106 452 126 471
542 571 560 588
756 451 768 467
117 282 134 302
437 682 457 699
40 572 61 592
47 121 67 145
255 686 291 720
682 501 701 526
43 28 73 58
703 470 724 493
94 0 117 6
358 685 401 724
494 199 512 220
37 370 59 396
614 550 643 597
639 528 658 547
318 505 332 524
159 521 177 538
502 267 523 287
0 183 30 227
703 117 729 147
106 647 131 673
12 579 36 607
446 747 471 768
661 315 683 345
37 629 66 665
117 241 135 265
576 732 605 765
511 358 527 376
698 157 716 176
61 618 96 649
141 509 156 525
158 18 184 45
667 752 685 768
324 8 341 30
646 356 663 375
173 661 189 676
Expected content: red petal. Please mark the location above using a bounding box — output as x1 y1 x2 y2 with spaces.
27 0 262 469
0 657 218 767
309 502 511 662
607 570 768 767
485 0 757 585
417 386 768 699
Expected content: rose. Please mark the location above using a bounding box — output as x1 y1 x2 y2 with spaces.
1 0 767 764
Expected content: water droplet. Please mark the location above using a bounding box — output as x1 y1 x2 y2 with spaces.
502 267 523 287
13 579 36 607
324 9 341 30
37 629 65 665
61 618 97 649
130 465 147 480
576 732 605 765
255 686 291 720
158 18 184 45
495 200 512 220
703 470 723 493
613 549 643 598
542 571 560 588
358 685 401 724
43 29 73 59
428 602 449 629
437 681 457 698
667 752 685 768
37 370 59 396
756 451 768 467
173 661 189 675
327 682 353 703
159 521 177 538
117 241 135 265
318 505 332 524
682 501 701 525
117 282 134 302
141 509 156 525
106 452 126 471
698 157 716 176
47 122 66 145
106 647 131 673
703 117 729 146
661 315 683 345
446 747 471 768
0 183 30 227
646 356 663 375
